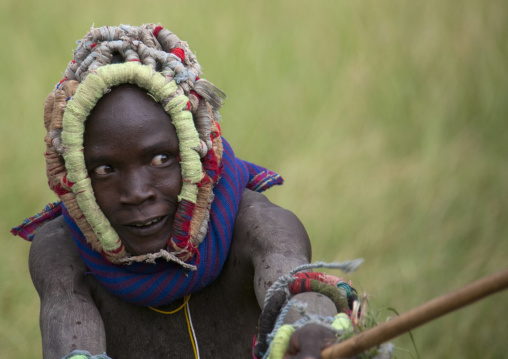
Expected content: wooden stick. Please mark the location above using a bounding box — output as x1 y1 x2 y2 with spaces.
322 268 508 359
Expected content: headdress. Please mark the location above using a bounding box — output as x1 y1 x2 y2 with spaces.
44 24 226 264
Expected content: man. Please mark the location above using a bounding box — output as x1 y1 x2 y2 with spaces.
13 24 356 358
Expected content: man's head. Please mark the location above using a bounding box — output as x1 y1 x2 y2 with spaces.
84 85 182 256
43 24 226 264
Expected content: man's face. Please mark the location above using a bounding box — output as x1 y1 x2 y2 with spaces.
84 85 182 256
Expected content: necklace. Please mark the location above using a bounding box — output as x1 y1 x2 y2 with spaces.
148 294 191 314
148 295 200 359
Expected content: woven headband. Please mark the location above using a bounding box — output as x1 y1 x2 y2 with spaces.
43 24 225 264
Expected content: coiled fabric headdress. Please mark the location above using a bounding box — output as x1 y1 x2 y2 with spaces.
44 24 226 264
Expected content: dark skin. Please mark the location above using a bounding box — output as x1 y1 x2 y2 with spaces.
29 85 338 358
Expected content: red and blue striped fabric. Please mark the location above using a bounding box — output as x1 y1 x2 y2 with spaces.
61 138 283 307
11 202 62 241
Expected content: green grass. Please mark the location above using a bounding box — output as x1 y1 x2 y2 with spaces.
1 0 507 357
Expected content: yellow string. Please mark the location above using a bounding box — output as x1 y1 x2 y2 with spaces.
184 300 199 359
148 294 191 315
147 294 198 359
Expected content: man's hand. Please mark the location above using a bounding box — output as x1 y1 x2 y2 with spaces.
284 324 337 359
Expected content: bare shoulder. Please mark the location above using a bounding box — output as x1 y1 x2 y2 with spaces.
29 215 88 297
234 189 311 258
233 190 312 304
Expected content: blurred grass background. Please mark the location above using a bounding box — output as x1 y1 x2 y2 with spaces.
1 0 507 357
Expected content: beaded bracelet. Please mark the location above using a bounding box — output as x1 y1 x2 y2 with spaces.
253 260 363 359
254 260 395 359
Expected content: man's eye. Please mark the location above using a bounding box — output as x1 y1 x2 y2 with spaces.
93 165 114 175
150 154 170 166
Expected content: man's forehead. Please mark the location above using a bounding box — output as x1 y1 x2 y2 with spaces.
85 85 172 137
88 85 164 120
94 84 158 108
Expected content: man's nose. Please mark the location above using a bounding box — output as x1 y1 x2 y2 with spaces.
119 170 156 205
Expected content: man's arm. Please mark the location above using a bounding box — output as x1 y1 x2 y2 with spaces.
235 190 340 357
235 190 337 315
29 216 107 358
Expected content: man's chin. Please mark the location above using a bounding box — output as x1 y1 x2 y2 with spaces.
123 240 170 256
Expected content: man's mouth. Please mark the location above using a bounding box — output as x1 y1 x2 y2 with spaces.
123 215 170 237
131 216 164 227
118 214 172 255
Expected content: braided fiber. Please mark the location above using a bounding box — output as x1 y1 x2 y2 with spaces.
44 24 227 264
253 271 359 358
